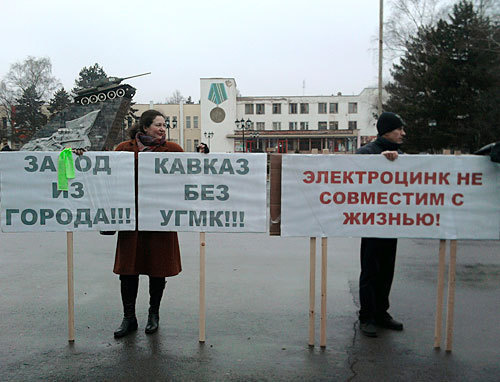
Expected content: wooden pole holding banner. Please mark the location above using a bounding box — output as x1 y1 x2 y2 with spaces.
308 237 316 347
66 232 75 342
433 239 448 348
320 237 327 348
434 239 447 349
445 239 457 352
199 232 206 343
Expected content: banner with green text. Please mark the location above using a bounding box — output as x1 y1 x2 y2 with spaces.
0 152 135 232
138 153 267 232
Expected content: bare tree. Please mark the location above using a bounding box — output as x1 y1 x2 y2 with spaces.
0 56 60 130
475 0 499 19
475 0 500 51
3 56 60 100
384 0 499 63
0 81 15 138
166 89 185 104
384 0 448 61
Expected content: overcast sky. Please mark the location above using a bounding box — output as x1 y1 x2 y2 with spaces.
0 0 384 104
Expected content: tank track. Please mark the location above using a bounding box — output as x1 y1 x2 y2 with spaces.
73 85 136 105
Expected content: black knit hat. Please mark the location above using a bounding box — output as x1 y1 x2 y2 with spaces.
377 112 405 136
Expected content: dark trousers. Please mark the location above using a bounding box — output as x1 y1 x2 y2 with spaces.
359 238 397 322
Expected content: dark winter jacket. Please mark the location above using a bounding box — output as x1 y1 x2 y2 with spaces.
113 138 183 277
356 136 400 242
356 136 402 155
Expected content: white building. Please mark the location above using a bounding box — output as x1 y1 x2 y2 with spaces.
200 77 383 153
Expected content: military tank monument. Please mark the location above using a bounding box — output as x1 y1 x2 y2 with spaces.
73 72 150 105
22 72 150 151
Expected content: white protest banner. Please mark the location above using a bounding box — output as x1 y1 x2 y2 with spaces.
138 153 267 232
0 152 135 232
281 155 500 239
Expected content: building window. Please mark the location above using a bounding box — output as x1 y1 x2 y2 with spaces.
318 121 328 130
256 122 265 130
272 122 281 130
348 121 357 130
186 139 192 151
318 103 327 114
272 103 281 114
289 103 297 114
300 103 309 114
300 122 309 130
194 139 199 149
289 122 298 130
329 121 339 130
256 104 265 114
193 116 199 128
348 102 358 113
329 103 338 113
186 116 191 128
245 104 254 114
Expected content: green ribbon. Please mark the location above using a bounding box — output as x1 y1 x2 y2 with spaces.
57 148 75 191
208 83 228 105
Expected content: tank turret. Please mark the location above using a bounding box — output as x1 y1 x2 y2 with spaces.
73 72 151 105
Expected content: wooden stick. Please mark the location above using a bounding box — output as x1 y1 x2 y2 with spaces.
308 237 316 347
320 237 327 348
434 239 447 349
199 232 206 343
66 232 75 343
445 240 457 352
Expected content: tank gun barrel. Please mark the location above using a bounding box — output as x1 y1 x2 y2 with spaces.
120 72 151 81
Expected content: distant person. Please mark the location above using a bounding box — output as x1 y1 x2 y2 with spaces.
113 109 183 338
197 142 210 153
356 112 406 338
1 141 12 151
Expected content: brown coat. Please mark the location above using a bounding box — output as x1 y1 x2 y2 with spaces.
113 139 183 277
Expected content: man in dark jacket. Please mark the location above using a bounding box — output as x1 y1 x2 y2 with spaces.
356 112 405 337
1 140 12 151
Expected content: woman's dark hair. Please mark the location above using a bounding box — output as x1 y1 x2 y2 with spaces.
198 142 210 153
128 109 165 139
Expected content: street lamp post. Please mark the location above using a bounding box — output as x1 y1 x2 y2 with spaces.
250 130 260 152
165 116 177 141
204 131 214 148
234 118 252 152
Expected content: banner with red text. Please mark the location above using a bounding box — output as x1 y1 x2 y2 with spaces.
281 155 500 239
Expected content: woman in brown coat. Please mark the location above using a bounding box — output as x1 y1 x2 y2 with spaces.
113 109 183 338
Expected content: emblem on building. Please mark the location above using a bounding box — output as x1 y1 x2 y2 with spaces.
208 83 227 123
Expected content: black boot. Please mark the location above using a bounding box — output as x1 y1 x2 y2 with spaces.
114 275 139 338
145 277 166 334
